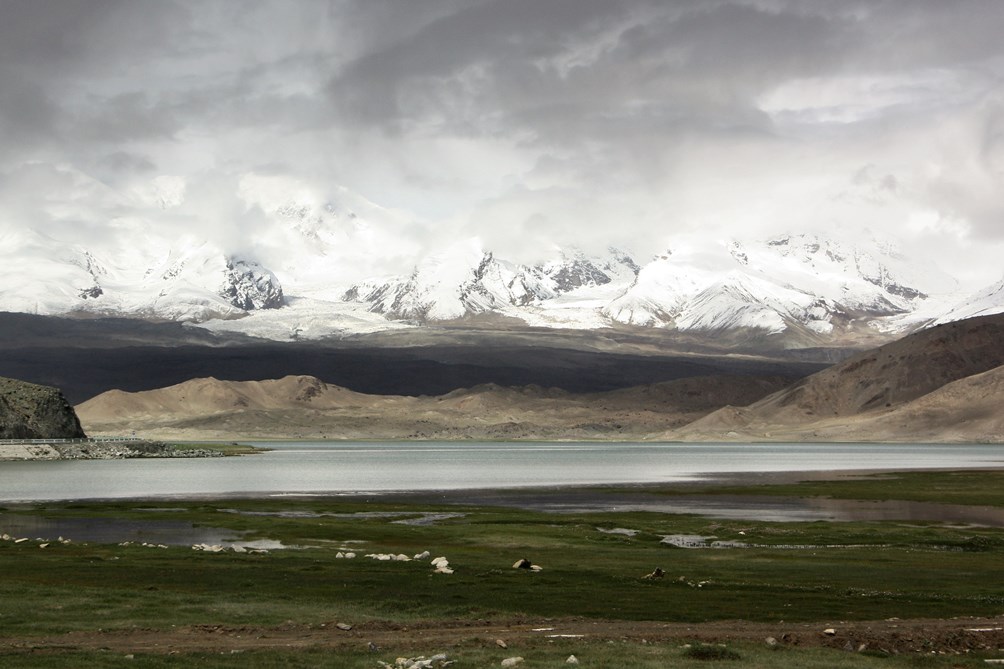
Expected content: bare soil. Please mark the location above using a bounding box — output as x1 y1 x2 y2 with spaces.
4 616 1004 656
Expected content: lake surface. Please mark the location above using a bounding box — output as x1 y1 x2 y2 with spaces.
0 441 1002 504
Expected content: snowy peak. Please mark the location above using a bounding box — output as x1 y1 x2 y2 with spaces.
345 243 642 323
675 271 834 335
603 250 716 326
936 276 1004 324
220 259 284 311
741 233 950 310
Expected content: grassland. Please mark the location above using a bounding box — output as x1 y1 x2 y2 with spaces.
0 470 1002 667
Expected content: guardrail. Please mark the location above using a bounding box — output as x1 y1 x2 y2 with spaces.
0 437 143 445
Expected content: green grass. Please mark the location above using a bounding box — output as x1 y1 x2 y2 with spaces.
680 469 1004 507
0 469 1002 666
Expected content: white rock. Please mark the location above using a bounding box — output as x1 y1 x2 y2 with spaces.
566 655 579 664
344 552 356 558
414 550 431 560
501 657 524 667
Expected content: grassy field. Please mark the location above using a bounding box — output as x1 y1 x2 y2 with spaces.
1 470 1002 667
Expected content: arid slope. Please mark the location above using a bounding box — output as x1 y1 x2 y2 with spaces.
676 313 1004 442
76 374 790 441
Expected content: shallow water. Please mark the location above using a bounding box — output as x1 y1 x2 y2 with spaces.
0 441 1001 503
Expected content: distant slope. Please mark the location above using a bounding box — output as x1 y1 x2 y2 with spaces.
677 313 1004 442
0 313 826 404
76 374 791 441
0 376 85 439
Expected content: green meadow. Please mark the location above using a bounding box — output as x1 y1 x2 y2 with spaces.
1 470 1002 667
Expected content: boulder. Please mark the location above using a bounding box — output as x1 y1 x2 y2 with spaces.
0 376 85 439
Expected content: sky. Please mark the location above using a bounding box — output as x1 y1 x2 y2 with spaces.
1 0 1003 286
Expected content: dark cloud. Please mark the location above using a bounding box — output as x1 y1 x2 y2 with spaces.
0 0 1003 283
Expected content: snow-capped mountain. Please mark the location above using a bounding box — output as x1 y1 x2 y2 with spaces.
934 276 1004 325
342 241 640 323
1 167 995 345
0 227 284 322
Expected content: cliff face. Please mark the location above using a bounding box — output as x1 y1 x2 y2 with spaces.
0 377 86 439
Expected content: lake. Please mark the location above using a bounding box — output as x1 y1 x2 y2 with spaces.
0 441 1001 504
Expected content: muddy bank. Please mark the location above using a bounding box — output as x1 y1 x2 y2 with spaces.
0 440 223 461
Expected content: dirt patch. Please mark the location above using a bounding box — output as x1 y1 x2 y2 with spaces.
3 616 1003 656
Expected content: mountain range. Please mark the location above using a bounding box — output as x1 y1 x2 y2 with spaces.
2 175 1002 346
75 313 1004 443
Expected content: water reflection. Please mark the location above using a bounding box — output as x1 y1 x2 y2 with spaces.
0 513 284 548
431 490 1004 526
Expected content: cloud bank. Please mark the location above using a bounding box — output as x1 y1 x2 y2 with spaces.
1 0 1003 286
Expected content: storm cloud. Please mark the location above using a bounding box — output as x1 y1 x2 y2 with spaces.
2 0 1003 284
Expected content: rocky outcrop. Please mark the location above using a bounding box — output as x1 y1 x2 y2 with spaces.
0 377 85 439
220 259 284 311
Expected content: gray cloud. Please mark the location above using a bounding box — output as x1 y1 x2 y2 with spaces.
1 0 1003 286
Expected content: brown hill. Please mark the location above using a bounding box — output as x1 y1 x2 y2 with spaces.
0 376 85 439
76 374 791 441
677 313 1004 442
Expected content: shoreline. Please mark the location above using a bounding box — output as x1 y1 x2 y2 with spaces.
3 465 1002 509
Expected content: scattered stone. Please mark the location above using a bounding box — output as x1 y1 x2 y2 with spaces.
643 567 665 580
823 628 836 636
414 550 431 560
566 655 579 664
513 558 532 570
765 637 778 647
495 639 508 648
336 623 352 631
14 538 28 544
501 657 524 667
378 653 452 669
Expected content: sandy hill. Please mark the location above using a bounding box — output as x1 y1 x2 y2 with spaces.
77 375 377 423
76 374 791 441
676 313 1004 442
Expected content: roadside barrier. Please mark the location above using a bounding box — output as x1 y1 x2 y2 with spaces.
0 437 142 445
